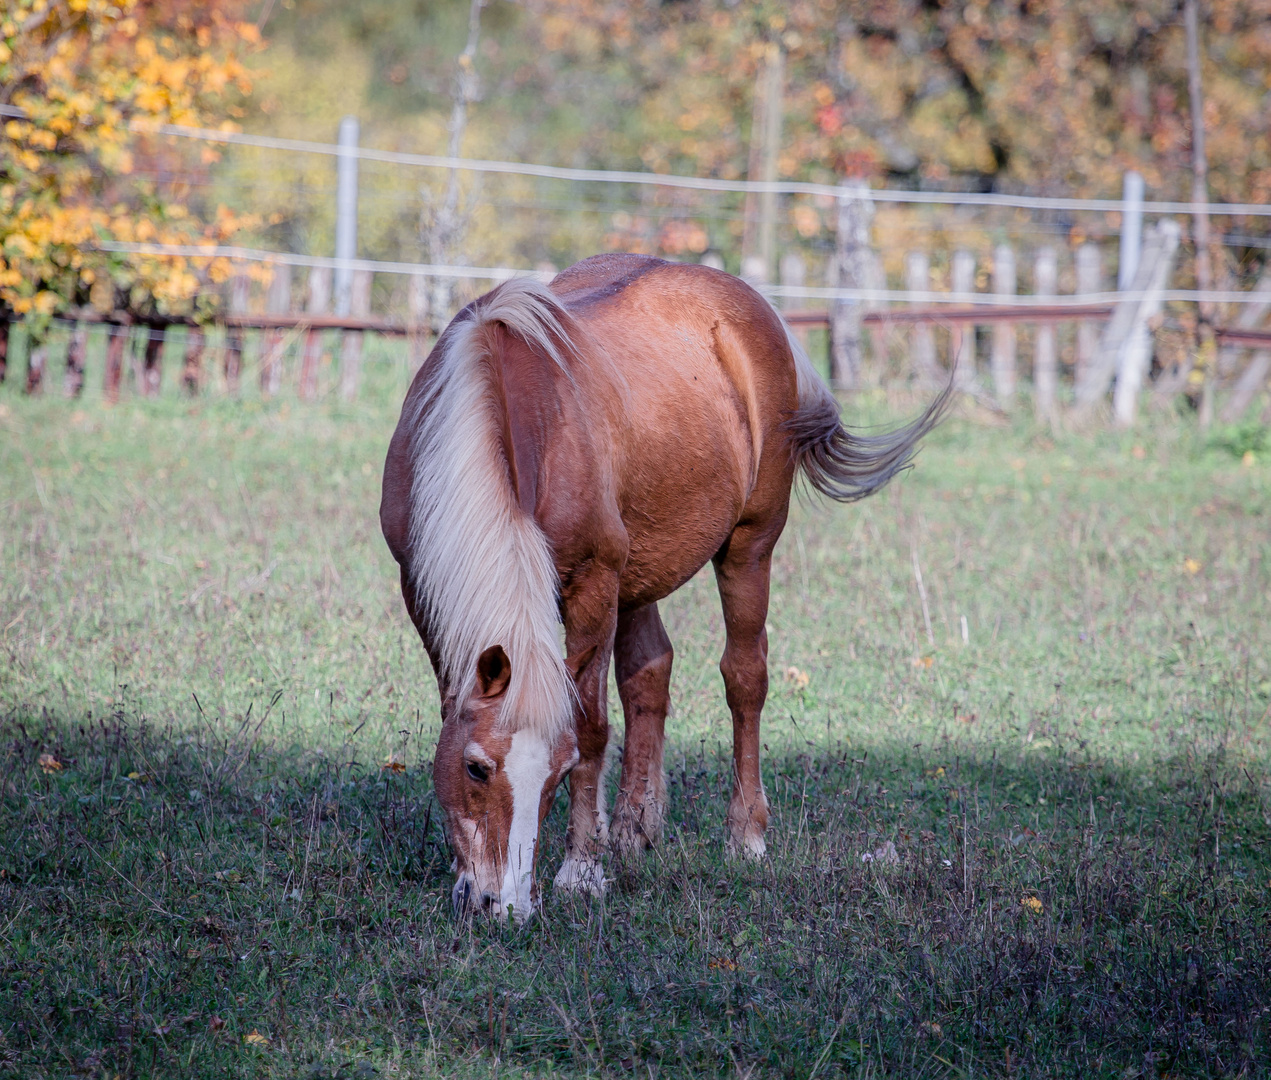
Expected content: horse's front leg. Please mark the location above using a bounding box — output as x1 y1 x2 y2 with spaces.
553 563 621 896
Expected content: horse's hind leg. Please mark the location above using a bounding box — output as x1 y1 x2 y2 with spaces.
713 521 781 859
611 603 673 856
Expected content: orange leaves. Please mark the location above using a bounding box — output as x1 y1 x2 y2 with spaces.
37 753 63 773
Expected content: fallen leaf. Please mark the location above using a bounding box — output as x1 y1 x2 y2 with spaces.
208 1016 225 1032
861 840 899 865
1131 445 1146 460
783 666 810 690
910 655 934 669
1021 895 1043 915
1242 450 1256 468
381 756 406 774
708 957 737 971
1184 558 1202 576
244 1030 268 1046
37 753 62 774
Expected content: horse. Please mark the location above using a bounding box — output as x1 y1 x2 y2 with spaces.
380 254 946 921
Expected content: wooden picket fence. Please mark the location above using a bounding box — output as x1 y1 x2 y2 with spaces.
4 238 1269 426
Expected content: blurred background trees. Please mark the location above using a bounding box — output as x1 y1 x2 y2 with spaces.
6 0 1271 319
0 0 260 334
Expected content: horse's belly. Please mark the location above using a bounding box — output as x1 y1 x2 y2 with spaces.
613 418 750 608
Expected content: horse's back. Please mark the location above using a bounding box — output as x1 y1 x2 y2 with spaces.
552 256 799 606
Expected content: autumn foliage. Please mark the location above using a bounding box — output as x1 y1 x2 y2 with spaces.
0 0 261 332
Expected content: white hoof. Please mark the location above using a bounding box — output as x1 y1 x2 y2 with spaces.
725 832 767 861
553 857 607 896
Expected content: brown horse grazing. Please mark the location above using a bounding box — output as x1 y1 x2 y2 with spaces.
380 254 946 921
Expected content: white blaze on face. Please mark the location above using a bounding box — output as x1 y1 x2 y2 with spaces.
499 729 552 921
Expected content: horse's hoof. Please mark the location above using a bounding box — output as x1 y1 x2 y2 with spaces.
609 802 663 859
725 832 767 861
553 857 607 896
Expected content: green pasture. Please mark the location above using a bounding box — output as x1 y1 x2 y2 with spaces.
1 334 1269 1078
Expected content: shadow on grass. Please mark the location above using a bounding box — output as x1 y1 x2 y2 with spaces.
2 701 1269 1079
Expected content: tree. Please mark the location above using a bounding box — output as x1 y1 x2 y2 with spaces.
0 0 261 343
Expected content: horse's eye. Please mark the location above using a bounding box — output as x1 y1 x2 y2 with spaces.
466 760 489 783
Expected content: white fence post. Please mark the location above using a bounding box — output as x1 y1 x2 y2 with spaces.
1033 247 1058 422
408 272 430 372
950 249 976 389
1075 220 1180 421
339 269 372 401
300 265 332 401
1075 242 1102 388
334 116 360 316
829 180 875 390
905 251 940 386
1118 171 1145 290
260 265 291 396
991 243 1017 408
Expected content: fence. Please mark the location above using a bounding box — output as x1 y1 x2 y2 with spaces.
3 109 1270 426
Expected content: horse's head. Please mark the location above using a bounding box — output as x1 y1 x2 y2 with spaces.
433 644 582 922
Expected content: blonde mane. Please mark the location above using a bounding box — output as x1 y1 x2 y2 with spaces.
405 278 578 737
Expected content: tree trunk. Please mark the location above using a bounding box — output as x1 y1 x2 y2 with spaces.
1185 0 1217 428
104 325 126 403
63 324 88 398
420 0 486 331
224 274 250 395
183 327 206 396
25 341 46 394
142 325 165 396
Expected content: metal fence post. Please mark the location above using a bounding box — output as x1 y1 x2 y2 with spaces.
335 116 360 317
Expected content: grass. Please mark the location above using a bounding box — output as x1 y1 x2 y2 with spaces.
1 335 1270 1078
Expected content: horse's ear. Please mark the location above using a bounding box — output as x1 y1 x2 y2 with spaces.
476 645 512 699
563 643 598 681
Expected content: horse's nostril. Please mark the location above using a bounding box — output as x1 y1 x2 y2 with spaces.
452 877 474 915
480 891 497 912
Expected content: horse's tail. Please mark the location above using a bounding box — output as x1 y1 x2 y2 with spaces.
779 318 952 503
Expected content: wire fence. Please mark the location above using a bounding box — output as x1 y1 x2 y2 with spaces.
5 104 1271 425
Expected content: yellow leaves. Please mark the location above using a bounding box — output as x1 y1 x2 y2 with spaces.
1183 558 1202 576
207 257 233 284
243 1030 268 1046
1021 896 1043 915
236 22 261 45
791 205 820 238
382 755 406 774
38 753 63 773
133 83 168 112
